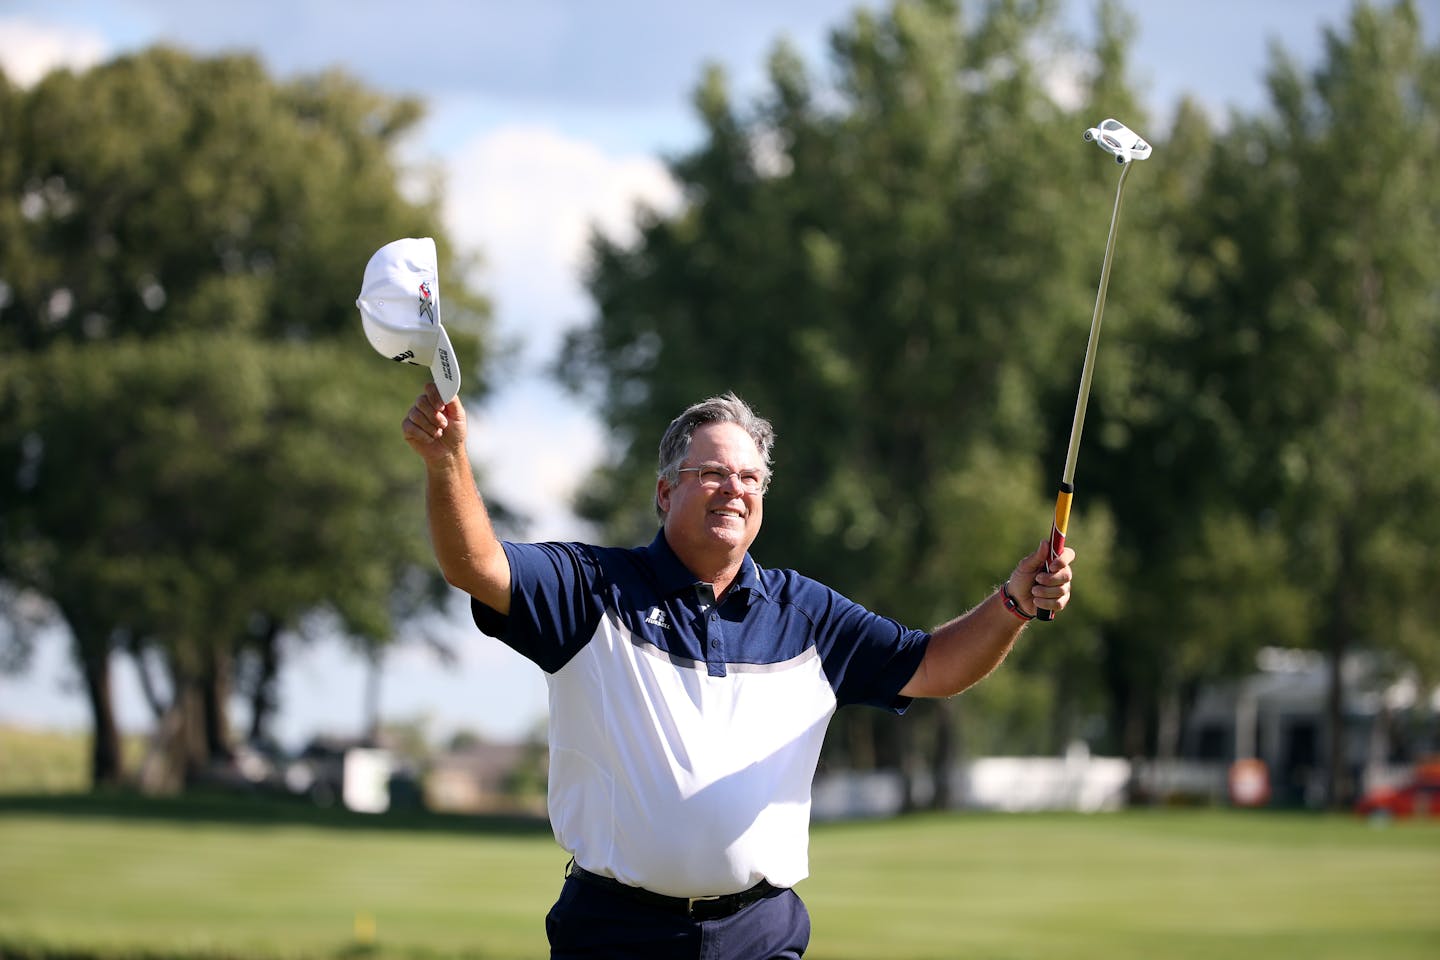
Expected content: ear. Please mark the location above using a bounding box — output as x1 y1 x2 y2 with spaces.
656 475 673 515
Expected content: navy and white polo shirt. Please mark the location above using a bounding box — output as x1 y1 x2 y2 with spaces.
471 531 929 898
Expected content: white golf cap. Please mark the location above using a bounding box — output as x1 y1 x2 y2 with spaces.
356 237 461 403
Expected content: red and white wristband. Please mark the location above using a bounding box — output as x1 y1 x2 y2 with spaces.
1000 582 1035 621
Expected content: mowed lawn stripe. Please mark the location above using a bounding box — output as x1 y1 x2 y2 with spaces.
2 807 1436 960
1 814 569 956
800 812 1439 960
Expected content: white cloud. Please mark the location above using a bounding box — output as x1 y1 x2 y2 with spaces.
466 377 607 543
1039 48 1090 114
438 124 681 546
443 124 682 362
0 19 108 87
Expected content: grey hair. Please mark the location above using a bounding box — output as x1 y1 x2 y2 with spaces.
655 392 776 518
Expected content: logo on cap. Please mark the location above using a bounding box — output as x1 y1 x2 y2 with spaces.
418 281 435 324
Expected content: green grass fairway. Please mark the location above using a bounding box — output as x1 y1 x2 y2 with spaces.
804 811 1439 960
0 797 1436 959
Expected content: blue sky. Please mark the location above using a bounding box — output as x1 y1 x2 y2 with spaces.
0 0 1420 749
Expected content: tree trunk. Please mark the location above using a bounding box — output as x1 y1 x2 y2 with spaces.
136 703 187 796
246 621 281 744
1324 530 1358 810
1050 667 1073 755
1116 676 1150 805
877 710 920 813
129 640 168 721
1122 686 1148 759
1103 632 1149 760
146 664 211 788
847 711 877 771
77 632 122 788
1156 678 1181 763
201 644 233 763
363 647 382 745
930 697 957 810
177 677 210 782
1324 618 1351 810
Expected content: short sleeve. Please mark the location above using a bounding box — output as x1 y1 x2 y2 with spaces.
802 581 930 712
471 541 604 674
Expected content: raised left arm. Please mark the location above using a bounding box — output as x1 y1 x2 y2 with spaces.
898 542 1074 699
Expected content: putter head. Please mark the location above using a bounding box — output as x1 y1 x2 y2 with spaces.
1083 118 1151 164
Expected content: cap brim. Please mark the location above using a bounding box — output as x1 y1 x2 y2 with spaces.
430 324 461 403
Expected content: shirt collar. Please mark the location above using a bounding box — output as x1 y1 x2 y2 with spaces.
732 552 769 601
645 529 768 603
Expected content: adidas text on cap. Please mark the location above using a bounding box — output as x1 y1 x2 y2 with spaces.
356 237 461 403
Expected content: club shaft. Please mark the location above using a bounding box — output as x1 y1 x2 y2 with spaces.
1062 161 1132 485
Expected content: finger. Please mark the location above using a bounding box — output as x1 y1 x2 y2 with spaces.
419 389 453 427
413 388 439 418
1032 580 1070 600
403 405 445 441
1038 564 1073 586
1032 581 1071 609
401 413 435 443
1039 547 1077 584
424 380 451 409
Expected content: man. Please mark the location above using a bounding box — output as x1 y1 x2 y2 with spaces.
403 387 1073 959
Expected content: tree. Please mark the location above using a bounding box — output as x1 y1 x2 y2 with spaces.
0 48 491 787
1 47 487 353
1207 0 1440 805
1066 94 1319 759
561 0 1130 804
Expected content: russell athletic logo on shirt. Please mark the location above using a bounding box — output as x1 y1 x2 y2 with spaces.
645 607 671 630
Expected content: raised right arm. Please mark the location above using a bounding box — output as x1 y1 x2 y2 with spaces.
402 384 512 615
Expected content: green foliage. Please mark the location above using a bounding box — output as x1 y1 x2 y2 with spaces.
561 0 1139 768
0 47 485 358
564 0 1112 614
559 0 1440 775
0 46 492 784
0 334 434 674
1137 2 1440 787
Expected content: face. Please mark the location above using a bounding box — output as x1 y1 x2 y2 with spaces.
658 422 766 568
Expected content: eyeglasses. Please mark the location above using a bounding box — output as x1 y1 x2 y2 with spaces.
676 463 770 495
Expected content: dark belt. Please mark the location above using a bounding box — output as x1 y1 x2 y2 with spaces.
565 859 784 921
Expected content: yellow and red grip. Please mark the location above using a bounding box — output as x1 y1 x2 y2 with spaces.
1036 481 1073 622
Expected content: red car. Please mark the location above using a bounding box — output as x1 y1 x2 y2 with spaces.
1355 761 1440 819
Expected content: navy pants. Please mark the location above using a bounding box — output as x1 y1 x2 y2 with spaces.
546 875 811 959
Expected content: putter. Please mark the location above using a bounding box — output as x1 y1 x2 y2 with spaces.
1037 119 1151 621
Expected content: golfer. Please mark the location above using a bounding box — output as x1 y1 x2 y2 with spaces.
403 387 1073 959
